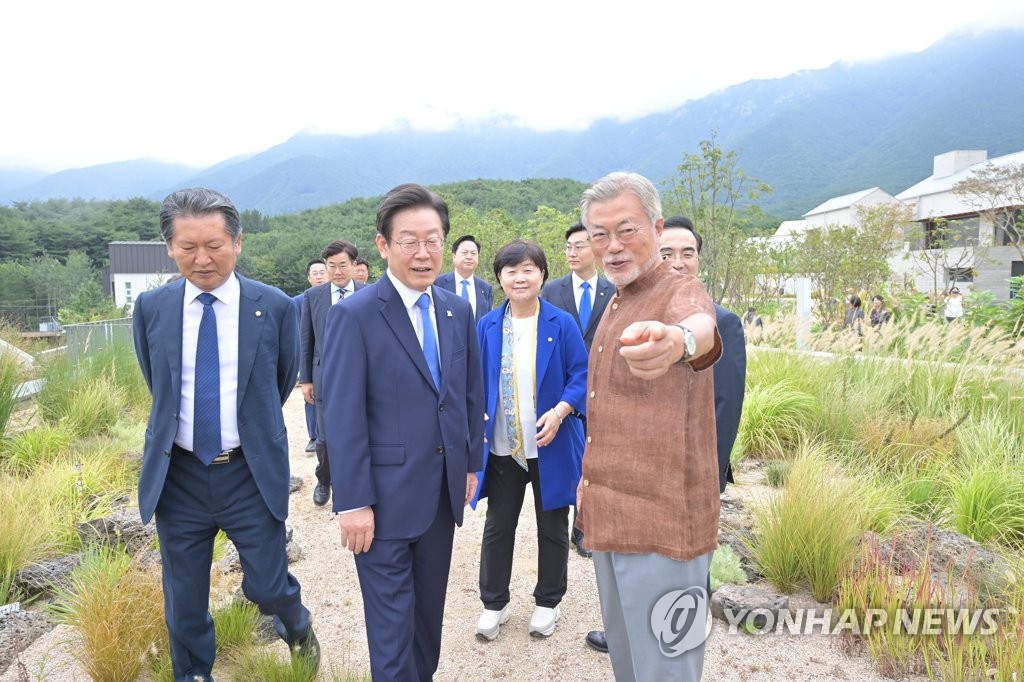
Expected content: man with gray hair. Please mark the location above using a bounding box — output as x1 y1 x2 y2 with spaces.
133 187 318 681
576 172 721 680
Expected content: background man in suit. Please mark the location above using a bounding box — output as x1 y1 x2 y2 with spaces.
353 256 371 284
321 184 485 680
540 221 614 557
435 234 493 321
133 188 317 682
584 214 747 655
299 240 366 506
293 259 327 454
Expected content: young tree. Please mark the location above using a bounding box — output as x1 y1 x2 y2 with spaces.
953 161 1024 261
661 130 772 302
902 217 982 300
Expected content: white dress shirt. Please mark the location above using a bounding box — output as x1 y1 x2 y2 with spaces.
332 281 355 305
176 274 241 452
455 274 477 315
571 272 599 315
387 270 440 349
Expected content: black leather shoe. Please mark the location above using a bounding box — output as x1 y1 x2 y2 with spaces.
585 629 608 653
571 530 593 558
304 439 317 453
292 626 321 676
313 483 330 506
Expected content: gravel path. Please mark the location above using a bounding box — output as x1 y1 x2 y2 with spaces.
2 387 928 681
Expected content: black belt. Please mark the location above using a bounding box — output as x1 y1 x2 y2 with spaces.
172 443 244 464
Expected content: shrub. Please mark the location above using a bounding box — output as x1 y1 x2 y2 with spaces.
764 460 791 488
47 546 164 682
214 599 262 658
946 457 1024 548
710 544 748 591
0 422 74 475
735 379 816 460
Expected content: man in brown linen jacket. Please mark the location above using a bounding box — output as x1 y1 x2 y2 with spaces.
576 172 722 681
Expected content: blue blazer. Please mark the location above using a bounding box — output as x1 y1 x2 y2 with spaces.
299 280 366 390
714 303 747 492
434 271 493 322
471 299 588 512
132 275 300 524
320 275 485 539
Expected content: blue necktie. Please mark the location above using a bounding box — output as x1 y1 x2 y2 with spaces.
460 279 470 301
416 293 442 391
579 281 592 332
193 292 221 465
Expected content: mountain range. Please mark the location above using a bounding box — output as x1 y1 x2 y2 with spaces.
3 28 1023 219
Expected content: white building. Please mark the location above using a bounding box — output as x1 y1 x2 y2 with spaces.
803 187 900 229
106 241 177 314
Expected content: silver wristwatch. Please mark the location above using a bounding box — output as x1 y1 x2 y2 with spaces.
669 323 697 363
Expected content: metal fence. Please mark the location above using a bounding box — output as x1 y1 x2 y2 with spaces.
64 318 134 367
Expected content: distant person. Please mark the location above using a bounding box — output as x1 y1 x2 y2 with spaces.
540 221 614 558
742 307 762 329
353 256 371 284
843 294 864 334
133 187 318 681
943 287 964 323
472 240 587 641
293 259 327 454
299 240 366 506
321 183 485 680
869 295 890 327
435 235 493 322
577 172 722 681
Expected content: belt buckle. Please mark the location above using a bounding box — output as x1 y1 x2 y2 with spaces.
211 449 232 464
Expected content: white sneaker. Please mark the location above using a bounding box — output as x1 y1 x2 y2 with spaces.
528 605 560 637
476 606 510 641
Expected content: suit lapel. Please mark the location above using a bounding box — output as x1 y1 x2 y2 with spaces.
378 277 438 393
559 277 581 330
585 277 615 338
164 280 186 400
236 277 264 407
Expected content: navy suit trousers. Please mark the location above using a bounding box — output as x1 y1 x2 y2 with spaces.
155 452 309 682
354 473 456 681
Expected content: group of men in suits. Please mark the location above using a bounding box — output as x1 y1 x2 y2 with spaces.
133 180 745 682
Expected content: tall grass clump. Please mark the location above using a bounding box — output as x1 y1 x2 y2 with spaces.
0 422 75 475
749 440 902 601
0 351 22 436
213 599 262 658
229 647 319 682
0 477 62 603
48 545 164 682
946 453 1024 548
735 379 817 461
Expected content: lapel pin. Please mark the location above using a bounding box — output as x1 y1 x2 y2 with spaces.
547 337 553 342
255 310 262 317
446 310 453 317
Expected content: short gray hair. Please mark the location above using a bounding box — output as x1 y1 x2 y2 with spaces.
159 187 242 242
579 172 662 228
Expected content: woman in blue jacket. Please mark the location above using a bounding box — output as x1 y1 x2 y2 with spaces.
471 239 588 641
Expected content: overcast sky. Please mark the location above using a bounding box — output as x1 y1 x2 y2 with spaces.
3 0 1023 172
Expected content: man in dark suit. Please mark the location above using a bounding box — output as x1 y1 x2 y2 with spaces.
434 234 493 322
584 214 747 654
321 184 485 680
541 222 615 350
541 221 614 557
133 188 317 682
299 240 366 506
293 259 327 454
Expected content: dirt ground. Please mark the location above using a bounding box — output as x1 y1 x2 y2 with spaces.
3 387 928 681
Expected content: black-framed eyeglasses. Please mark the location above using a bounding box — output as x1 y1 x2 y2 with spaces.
390 238 445 255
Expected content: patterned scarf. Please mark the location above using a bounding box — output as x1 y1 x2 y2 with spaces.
500 301 538 471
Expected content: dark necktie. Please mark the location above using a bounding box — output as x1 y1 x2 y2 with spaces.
579 281 592 331
193 292 221 465
334 287 345 305
460 279 470 301
416 293 442 391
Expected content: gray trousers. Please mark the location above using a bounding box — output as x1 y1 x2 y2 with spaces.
593 549 713 682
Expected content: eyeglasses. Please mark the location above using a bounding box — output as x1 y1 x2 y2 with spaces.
565 242 591 253
588 224 645 247
391 238 445 255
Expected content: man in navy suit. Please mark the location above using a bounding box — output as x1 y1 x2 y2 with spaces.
583 214 747 655
293 259 327 454
299 240 366 506
434 234 493 322
540 221 615 557
133 188 317 682
321 184 485 680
